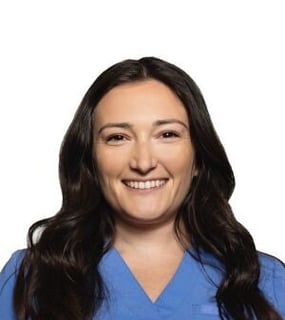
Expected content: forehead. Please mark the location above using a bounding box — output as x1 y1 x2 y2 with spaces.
93 80 189 126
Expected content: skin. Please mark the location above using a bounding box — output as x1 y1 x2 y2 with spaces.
93 80 196 301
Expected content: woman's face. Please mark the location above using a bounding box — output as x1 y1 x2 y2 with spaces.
93 80 196 227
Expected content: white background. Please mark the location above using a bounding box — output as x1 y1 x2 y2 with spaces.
0 1 284 269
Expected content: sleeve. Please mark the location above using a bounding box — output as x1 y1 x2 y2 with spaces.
272 257 285 318
0 250 25 320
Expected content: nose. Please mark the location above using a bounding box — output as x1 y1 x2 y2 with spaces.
129 141 157 174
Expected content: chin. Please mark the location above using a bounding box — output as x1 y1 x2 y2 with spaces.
118 211 174 226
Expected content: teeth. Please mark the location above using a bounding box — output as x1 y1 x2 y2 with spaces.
125 180 166 189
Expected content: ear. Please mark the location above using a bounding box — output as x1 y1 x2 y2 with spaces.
190 165 198 179
191 158 198 177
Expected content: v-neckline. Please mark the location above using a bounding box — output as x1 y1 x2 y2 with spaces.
112 246 187 305
99 246 208 319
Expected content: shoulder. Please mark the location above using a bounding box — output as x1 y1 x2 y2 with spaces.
259 252 284 272
0 250 26 283
258 252 285 316
1 249 26 292
0 249 26 318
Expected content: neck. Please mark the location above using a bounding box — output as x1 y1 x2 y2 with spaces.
113 217 189 254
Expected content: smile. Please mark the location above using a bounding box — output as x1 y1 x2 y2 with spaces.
123 179 167 190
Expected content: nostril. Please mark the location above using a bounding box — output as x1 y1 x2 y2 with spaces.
129 157 157 173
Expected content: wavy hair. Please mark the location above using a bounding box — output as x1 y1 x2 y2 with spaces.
14 57 282 319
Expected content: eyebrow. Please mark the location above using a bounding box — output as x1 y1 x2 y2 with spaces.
97 118 189 134
154 119 188 129
97 122 132 134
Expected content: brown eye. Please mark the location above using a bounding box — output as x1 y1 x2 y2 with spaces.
105 134 129 145
107 134 125 142
161 131 179 138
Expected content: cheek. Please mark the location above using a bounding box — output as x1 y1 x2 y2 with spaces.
94 149 127 184
160 146 195 176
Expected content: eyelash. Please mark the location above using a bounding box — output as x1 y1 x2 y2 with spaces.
160 131 180 139
104 130 180 144
106 134 128 143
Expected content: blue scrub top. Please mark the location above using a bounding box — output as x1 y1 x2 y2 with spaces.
1 248 285 319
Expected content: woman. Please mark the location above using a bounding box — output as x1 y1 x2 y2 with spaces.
0 57 284 319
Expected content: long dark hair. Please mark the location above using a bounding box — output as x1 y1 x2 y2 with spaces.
14 57 282 319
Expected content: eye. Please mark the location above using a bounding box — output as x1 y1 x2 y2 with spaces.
105 134 128 144
161 131 179 139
